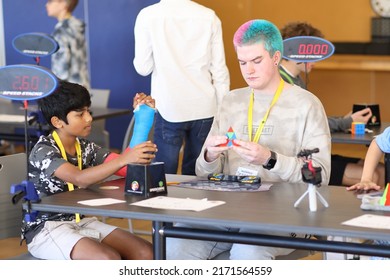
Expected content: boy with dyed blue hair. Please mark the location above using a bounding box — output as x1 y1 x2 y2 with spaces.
167 19 331 260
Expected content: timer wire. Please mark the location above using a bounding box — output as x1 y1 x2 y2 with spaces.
23 100 29 180
34 56 40 65
304 62 309 89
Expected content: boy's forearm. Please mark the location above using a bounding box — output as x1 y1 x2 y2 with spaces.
361 140 383 182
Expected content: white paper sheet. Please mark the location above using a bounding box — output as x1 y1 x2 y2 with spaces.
0 114 34 123
131 196 225 212
342 214 390 230
78 198 126 206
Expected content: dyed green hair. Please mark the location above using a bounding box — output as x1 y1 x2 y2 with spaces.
233 19 283 57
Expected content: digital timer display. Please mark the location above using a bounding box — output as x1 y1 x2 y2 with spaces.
0 65 58 101
282 36 335 62
12 32 59 58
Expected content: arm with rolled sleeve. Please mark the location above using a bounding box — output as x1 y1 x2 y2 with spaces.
133 10 154 76
209 15 230 105
327 116 352 133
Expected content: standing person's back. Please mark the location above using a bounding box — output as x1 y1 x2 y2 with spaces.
133 0 230 175
47 0 90 89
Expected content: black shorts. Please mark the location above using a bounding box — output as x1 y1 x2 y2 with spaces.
330 154 360 186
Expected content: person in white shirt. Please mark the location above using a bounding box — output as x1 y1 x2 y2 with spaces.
133 0 230 175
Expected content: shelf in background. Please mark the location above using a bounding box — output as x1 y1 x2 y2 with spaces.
315 53 390 71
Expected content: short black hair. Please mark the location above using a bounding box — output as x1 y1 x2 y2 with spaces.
38 80 91 129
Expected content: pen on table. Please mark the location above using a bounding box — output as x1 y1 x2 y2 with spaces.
167 182 180 186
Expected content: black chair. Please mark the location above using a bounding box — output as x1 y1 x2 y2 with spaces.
0 153 40 259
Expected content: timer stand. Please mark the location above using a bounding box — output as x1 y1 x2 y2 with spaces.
34 56 40 66
293 148 329 212
281 36 334 211
0 34 60 222
282 36 335 90
22 100 29 167
303 62 308 89
21 54 41 157
0 65 58 177
17 56 43 171
10 32 59 169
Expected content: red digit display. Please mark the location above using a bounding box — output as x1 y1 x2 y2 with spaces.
298 44 329 55
282 36 335 62
21 76 30 90
12 76 21 90
31 76 39 91
11 75 42 91
0 65 58 101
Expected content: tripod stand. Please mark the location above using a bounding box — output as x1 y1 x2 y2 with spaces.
294 148 329 212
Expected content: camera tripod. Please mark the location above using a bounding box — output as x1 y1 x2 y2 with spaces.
294 148 329 212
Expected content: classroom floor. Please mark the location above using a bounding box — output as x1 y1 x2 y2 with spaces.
0 143 368 260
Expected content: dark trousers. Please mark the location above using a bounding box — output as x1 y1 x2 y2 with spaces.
153 112 213 175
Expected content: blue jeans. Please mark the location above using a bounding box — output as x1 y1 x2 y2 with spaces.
153 112 213 175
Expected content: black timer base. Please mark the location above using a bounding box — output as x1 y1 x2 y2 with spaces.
125 162 167 197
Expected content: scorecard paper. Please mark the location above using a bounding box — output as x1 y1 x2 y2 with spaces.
78 198 126 206
342 214 390 230
131 196 225 212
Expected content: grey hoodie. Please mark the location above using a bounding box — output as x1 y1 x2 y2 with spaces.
51 16 90 89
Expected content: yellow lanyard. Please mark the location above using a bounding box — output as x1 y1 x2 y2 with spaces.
52 131 82 222
248 78 285 143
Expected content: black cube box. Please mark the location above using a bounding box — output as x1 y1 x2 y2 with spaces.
352 104 381 127
125 162 167 197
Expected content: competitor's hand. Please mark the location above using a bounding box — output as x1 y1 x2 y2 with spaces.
123 141 157 164
232 139 270 165
204 135 231 162
350 108 372 124
133 92 155 109
346 180 382 192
